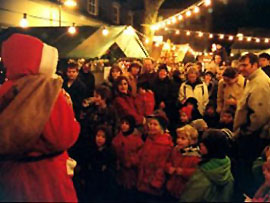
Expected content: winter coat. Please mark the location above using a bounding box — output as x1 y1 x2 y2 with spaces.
82 145 117 202
135 90 155 117
0 33 80 202
78 70 95 97
0 83 80 202
179 80 209 115
137 133 173 195
179 156 234 202
216 75 245 113
113 93 144 125
166 147 200 198
63 78 87 120
234 69 270 136
112 132 144 189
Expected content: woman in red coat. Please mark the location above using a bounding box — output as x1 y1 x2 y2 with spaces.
0 33 80 202
137 111 173 196
113 76 145 126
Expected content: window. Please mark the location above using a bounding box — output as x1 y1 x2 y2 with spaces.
127 11 133 26
112 2 120 24
87 0 98 16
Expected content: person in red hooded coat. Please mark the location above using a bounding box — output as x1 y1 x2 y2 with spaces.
0 33 80 202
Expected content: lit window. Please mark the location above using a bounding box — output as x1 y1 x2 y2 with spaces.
87 0 98 16
112 2 120 24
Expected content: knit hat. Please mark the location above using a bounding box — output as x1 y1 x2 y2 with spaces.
201 129 230 159
2 33 58 80
147 110 169 130
120 115 136 136
180 106 193 120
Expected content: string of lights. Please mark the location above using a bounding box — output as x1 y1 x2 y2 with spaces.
150 0 212 31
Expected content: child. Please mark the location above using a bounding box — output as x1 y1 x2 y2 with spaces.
137 111 173 197
180 129 234 202
203 101 220 128
218 108 235 131
166 125 201 199
112 115 144 193
82 125 117 202
190 119 208 143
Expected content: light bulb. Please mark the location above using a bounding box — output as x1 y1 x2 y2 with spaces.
64 0 77 7
20 13 28 28
68 23 76 34
205 0 211 6
102 27 109 36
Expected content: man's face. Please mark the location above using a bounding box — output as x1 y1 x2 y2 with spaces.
143 59 153 72
66 68 79 81
187 73 198 83
214 55 222 65
259 57 270 68
223 75 238 86
238 58 257 78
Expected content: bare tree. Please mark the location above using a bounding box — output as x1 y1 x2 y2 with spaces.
143 0 166 52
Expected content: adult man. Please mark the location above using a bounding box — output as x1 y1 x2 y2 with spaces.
259 52 270 77
216 67 245 114
234 53 270 197
63 63 86 120
138 58 157 88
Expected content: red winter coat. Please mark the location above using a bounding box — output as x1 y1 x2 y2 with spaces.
135 91 155 117
166 147 200 198
112 132 144 189
113 93 144 125
137 133 173 195
0 81 80 202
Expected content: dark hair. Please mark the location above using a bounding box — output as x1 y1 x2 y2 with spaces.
201 129 230 159
120 115 136 136
128 62 142 73
222 67 238 79
95 85 112 102
147 110 169 130
67 63 79 71
108 64 122 82
114 75 130 94
95 124 112 146
157 64 168 73
259 53 270 60
239 53 259 65
204 71 214 78
222 107 236 117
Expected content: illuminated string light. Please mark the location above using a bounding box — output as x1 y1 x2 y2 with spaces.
175 30 180 35
209 34 213 38
102 27 109 36
63 0 77 7
256 38 260 43
68 23 76 34
228 36 234 41
219 34 224 39
265 38 269 43
198 32 203 37
186 10 192 17
247 37 252 42
186 31 191 36
20 13 28 28
145 38 150 44
205 0 211 6
178 15 183 21
172 17 177 23
194 7 200 13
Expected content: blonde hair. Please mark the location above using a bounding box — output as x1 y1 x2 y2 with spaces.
186 66 199 76
176 125 198 144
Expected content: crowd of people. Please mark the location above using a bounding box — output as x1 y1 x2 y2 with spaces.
1 33 270 202
59 48 270 202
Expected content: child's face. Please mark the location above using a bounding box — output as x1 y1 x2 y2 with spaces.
221 113 233 124
121 121 130 133
148 119 163 135
93 92 104 106
180 112 189 123
199 143 208 155
111 69 121 80
118 79 129 94
177 134 190 149
96 130 106 147
131 67 140 76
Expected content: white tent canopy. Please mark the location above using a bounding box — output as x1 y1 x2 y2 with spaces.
67 26 149 58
